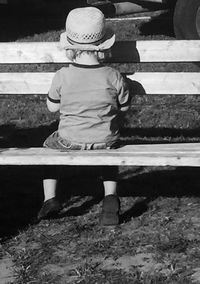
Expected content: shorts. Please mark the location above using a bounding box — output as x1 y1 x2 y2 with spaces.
43 131 120 150
42 131 119 180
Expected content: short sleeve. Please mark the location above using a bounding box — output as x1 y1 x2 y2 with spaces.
48 70 62 103
117 73 130 109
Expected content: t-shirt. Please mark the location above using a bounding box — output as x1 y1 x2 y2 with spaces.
48 63 130 144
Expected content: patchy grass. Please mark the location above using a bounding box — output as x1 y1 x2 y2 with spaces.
0 9 200 284
2 172 200 283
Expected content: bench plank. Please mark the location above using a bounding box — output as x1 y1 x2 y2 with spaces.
0 72 199 95
0 40 199 63
1 143 200 166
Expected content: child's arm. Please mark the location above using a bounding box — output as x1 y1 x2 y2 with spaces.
47 70 62 112
117 74 130 112
120 104 129 112
47 97 60 112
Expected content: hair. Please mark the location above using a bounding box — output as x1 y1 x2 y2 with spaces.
65 49 112 62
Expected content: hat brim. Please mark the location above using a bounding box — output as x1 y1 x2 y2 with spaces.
60 28 115 51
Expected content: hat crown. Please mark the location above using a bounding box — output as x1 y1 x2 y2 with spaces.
66 7 106 44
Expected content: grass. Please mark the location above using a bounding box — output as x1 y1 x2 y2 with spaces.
0 8 200 284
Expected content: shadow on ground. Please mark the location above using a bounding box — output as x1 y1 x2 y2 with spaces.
1 164 200 240
1 122 200 148
0 3 175 41
139 11 175 38
0 1 86 41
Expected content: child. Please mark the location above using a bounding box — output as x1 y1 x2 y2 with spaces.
37 6 130 226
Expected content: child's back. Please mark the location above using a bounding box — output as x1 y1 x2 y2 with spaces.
49 64 129 144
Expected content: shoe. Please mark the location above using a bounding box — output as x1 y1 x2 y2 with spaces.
99 195 120 226
37 198 62 220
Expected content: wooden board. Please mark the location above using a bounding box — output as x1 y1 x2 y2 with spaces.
1 143 200 166
0 40 199 63
0 72 199 95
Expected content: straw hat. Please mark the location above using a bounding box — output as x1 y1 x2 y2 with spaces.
60 7 115 51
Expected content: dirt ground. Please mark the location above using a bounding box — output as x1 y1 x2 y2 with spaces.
1 165 200 283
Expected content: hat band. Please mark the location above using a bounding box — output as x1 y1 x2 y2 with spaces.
67 34 105 46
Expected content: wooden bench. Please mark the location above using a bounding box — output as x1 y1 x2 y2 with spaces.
0 40 199 166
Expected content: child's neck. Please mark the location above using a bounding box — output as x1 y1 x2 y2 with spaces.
74 53 100 66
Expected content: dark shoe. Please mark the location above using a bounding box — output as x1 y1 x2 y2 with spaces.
99 195 120 226
37 198 62 220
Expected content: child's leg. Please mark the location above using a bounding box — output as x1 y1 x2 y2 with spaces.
43 179 58 201
37 167 62 220
103 180 117 196
100 167 120 226
37 178 61 220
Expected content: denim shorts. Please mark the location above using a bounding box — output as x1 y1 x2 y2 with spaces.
43 131 119 180
43 131 120 151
